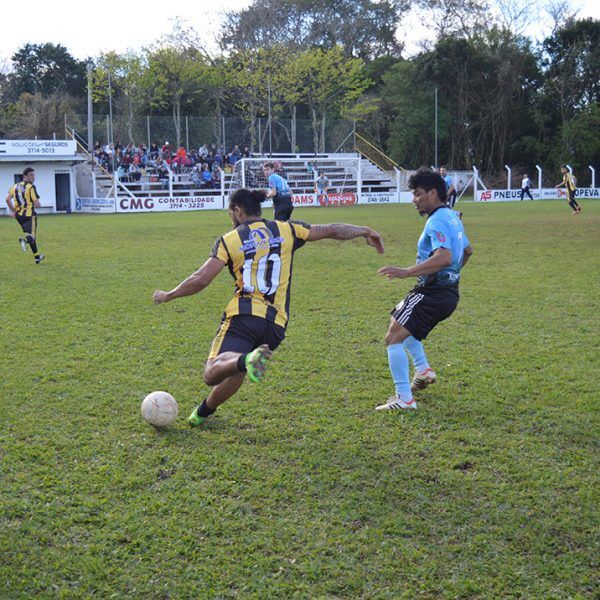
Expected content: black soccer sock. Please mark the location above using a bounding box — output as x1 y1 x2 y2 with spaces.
198 399 216 418
237 353 248 373
27 237 39 254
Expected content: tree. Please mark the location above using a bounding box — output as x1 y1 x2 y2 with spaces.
6 43 86 101
219 0 406 59
141 46 216 147
292 47 372 153
540 18 600 159
93 52 146 144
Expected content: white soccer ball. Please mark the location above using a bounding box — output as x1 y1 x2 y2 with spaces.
141 391 178 427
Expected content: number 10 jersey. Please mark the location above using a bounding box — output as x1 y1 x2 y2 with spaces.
211 219 311 328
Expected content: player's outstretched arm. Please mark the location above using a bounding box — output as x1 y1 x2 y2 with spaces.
154 257 225 304
379 248 452 280
307 224 384 254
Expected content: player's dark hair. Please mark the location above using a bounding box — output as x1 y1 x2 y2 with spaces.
229 188 267 216
408 168 447 203
23 167 35 176
263 161 275 170
560 164 568 169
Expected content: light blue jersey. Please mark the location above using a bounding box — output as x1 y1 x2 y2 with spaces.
268 173 291 195
443 174 453 191
417 206 470 288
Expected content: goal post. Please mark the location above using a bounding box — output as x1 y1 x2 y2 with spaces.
228 157 362 201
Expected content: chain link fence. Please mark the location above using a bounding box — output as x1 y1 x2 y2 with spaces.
77 115 355 155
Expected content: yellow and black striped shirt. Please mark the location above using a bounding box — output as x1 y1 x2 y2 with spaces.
9 182 39 217
563 173 576 192
212 219 311 328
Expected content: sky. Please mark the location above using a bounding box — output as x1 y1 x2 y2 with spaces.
0 0 599 65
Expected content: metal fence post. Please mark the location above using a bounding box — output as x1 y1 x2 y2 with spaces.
473 166 478 201
505 165 511 189
220 167 225 209
169 170 173 199
535 165 542 191
589 165 596 188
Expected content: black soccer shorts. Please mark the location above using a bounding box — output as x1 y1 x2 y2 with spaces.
274 194 293 221
391 286 459 341
15 213 37 236
209 314 286 359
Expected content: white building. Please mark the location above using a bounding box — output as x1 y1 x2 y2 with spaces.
0 140 86 214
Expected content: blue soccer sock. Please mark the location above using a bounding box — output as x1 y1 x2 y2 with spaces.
404 336 430 373
387 343 412 401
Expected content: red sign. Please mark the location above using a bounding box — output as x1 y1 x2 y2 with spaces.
318 192 358 206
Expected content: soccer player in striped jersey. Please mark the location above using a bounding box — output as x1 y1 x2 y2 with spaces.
153 188 384 427
5 167 45 263
376 168 473 411
555 165 581 214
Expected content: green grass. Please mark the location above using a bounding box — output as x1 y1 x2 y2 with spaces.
1 201 598 598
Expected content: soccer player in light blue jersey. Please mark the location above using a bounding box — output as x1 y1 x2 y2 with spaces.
376 168 473 410
263 161 294 221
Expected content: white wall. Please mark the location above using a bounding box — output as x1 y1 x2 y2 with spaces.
0 162 77 214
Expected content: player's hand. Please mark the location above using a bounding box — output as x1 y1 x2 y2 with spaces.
365 228 384 254
378 266 411 279
9 211 16 218
153 290 170 304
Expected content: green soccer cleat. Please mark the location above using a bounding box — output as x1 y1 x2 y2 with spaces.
187 406 206 427
245 344 272 383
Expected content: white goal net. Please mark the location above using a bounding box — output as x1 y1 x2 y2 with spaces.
228 157 361 197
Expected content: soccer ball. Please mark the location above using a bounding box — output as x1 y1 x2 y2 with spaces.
141 391 178 427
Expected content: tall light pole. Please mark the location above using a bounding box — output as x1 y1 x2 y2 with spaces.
87 62 94 152
108 71 114 172
434 87 438 169
268 78 273 157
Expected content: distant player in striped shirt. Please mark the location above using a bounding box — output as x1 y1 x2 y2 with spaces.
5 167 45 264
555 165 581 214
153 188 384 427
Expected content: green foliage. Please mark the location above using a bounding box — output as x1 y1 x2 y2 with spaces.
219 0 405 59
1 202 598 597
6 43 86 101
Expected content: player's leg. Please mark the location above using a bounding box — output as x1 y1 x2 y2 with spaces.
16 215 28 252
377 293 421 411
188 316 281 426
404 336 437 392
376 317 415 410
203 345 272 387
570 191 581 212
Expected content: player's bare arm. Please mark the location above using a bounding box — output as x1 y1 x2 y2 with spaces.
265 187 276 198
379 247 452 279
154 257 225 304
307 223 385 254
5 193 16 215
461 244 474 267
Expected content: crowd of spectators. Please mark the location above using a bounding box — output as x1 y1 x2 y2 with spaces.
92 141 251 189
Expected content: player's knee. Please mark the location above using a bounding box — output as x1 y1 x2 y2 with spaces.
203 365 217 386
385 320 409 346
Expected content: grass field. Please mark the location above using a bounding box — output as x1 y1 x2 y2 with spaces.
1 201 598 598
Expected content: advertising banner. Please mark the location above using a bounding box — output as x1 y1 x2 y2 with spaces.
0 140 77 156
360 192 398 205
476 188 600 202
75 197 116 213
319 192 358 206
116 196 222 212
